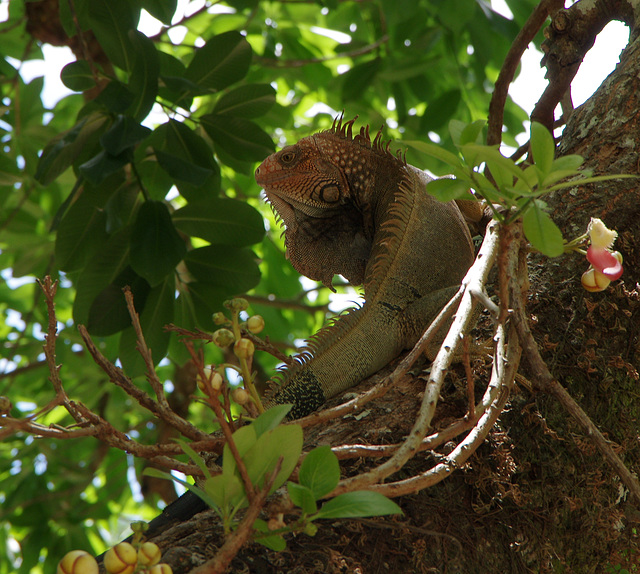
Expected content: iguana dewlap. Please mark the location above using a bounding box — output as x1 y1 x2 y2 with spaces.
255 116 475 419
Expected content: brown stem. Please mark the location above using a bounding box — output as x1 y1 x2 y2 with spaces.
487 0 564 146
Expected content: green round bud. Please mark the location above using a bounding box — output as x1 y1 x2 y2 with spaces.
212 312 227 325
232 387 250 406
304 522 318 536
210 371 224 391
212 328 235 348
246 315 265 334
233 338 254 359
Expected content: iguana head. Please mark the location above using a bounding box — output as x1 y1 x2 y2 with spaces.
255 116 406 289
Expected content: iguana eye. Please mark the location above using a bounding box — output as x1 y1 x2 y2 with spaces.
279 150 296 164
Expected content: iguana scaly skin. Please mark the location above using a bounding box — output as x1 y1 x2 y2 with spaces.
255 116 475 419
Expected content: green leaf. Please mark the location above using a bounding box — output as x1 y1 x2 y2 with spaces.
127 31 159 121
184 245 261 292
244 424 303 493
60 60 95 92
253 519 287 551
342 58 381 101
314 491 403 520
73 227 132 327
176 438 213 480
545 173 638 192
213 84 276 118
100 115 151 156
35 112 109 185
459 120 486 146
403 140 461 169
87 0 139 73
118 276 174 375
79 150 129 185
153 120 221 197
55 189 109 272
222 424 258 477
522 200 564 257
95 80 135 114
183 281 231 330
420 89 461 132
287 482 318 514
130 200 186 286
155 150 213 185
426 178 470 202
141 0 177 24
87 266 151 336
201 114 275 162
186 31 252 91
204 473 247 513
550 154 584 172
143 468 222 516
251 404 293 438
172 198 265 246
298 446 340 500
530 122 555 178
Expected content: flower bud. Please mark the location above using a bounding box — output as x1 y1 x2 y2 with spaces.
232 387 249 406
210 371 224 391
137 542 161 566
104 542 137 574
212 328 235 348
148 564 173 574
581 268 611 292
224 298 249 312
246 315 265 334
212 311 227 325
234 338 254 359
57 551 99 574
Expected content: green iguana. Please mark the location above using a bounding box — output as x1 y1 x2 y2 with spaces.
118 116 477 547
255 115 475 419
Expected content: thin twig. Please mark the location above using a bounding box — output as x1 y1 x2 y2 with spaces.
487 0 564 146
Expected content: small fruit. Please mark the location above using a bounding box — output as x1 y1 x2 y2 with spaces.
233 338 254 359
232 387 249 406
103 542 137 574
57 551 99 574
137 541 161 566
246 315 265 334
148 564 173 574
212 328 235 348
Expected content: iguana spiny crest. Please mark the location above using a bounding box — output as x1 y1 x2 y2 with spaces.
255 116 408 289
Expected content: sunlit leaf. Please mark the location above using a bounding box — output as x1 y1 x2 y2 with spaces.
314 491 403 520
522 200 564 257
186 31 252 91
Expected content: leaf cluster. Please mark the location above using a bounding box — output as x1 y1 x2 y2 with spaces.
410 121 631 257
